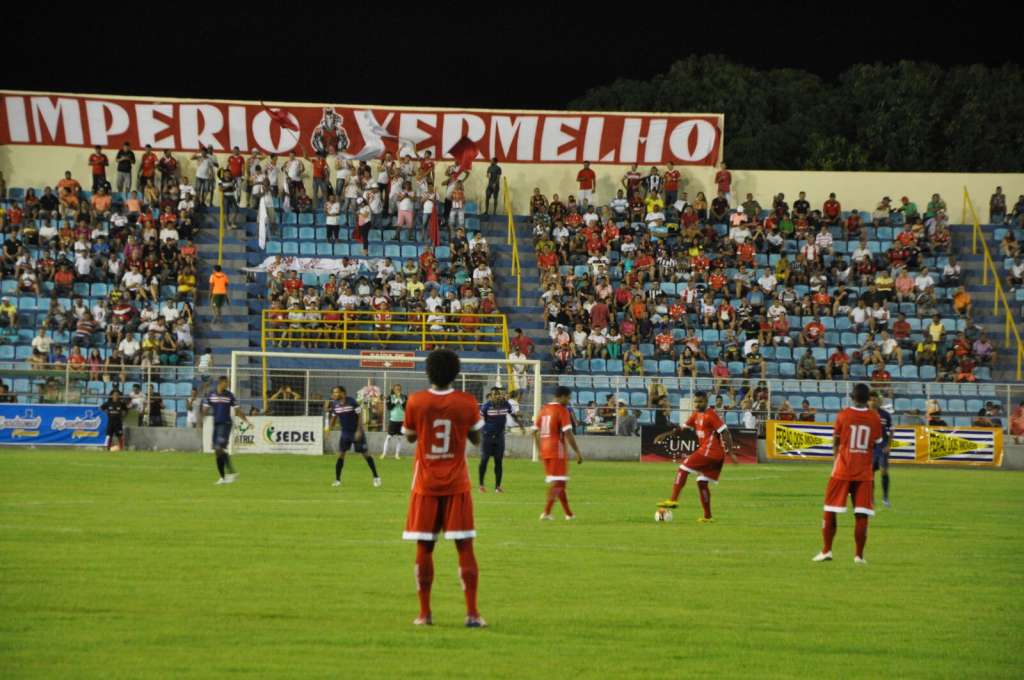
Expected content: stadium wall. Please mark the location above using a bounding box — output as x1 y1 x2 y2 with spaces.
3 145 1020 220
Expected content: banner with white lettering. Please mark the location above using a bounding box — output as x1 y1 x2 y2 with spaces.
203 416 323 455
0 91 722 165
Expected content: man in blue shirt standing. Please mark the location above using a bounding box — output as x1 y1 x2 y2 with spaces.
870 391 894 507
327 385 380 488
478 387 515 492
202 376 251 485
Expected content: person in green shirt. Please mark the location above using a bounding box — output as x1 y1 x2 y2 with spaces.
380 384 408 460
925 193 946 219
897 196 919 222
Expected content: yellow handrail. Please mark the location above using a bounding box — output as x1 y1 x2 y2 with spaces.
217 188 225 267
261 309 509 352
964 187 1024 380
502 176 521 307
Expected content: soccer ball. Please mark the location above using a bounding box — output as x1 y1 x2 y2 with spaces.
655 508 673 522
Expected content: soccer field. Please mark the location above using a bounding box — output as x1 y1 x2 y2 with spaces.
1 450 1021 679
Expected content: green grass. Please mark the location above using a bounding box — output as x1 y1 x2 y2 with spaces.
1 450 1021 679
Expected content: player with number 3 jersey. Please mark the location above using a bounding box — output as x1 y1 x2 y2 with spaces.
401 349 487 628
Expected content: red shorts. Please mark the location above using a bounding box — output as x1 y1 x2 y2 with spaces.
824 477 874 516
403 491 475 541
680 452 725 483
543 457 568 483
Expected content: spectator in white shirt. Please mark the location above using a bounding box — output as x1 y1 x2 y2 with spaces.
814 225 834 255
119 334 141 363
729 223 751 245
758 268 777 295
473 264 493 284
848 300 871 331
914 268 935 292
851 240 871 262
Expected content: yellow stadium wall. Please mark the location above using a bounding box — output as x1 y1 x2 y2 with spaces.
1 145 1020 222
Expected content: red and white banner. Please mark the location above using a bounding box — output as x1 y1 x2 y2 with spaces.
0 91 722 166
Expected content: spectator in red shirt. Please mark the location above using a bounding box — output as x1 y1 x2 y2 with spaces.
576 161 596 208
800 316 826 347
510 328 534 357
827 346 851 379
871 358 893 397
88 145 109 192
305 149 330 210
139 144 158 189
714 162 732 204
821 192 842 226
663 162 682 206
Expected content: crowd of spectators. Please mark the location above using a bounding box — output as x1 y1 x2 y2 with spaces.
532 163 1005 410
0 144 202 385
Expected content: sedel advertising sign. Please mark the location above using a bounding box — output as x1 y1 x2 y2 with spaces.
203 416 323 455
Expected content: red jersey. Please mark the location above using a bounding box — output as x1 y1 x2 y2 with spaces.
228 154 246 177
89 153 108 176
714 170 732 192
310 157 327 179
535 402 573 460
831 406 883 481
140 152 157 177
577 168 596 190
686 408 727 459
402 388 484 496
663 170 681 191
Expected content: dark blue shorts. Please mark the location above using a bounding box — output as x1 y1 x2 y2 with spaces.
340 432 367 454
872 445 889 471
213 422 233 449
481 432 505 458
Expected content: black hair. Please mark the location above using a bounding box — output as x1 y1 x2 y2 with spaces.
554 386 572 399
426 349 461 388
336 385 346 394
694 390 708 399
851 383 871 405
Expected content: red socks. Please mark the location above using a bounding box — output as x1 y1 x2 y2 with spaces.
854 515 868 558
455 539 479 618
543 484 559 515
415 541 435 618
670 469 688 501
556 482 572 516
697 480 711 519
822 512 837 553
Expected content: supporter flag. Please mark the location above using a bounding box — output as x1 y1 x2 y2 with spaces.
260 102 300 131
447 136 478 174
428 205 440 247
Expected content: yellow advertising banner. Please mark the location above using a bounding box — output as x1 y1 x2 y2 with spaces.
765 421 1002 468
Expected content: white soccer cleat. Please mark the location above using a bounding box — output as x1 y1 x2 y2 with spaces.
215 478 227 485
854 556 868 565
373 477 382 487
564 515 576 521
379 452 387 460
412 615 432 626
539 513 553 521
225 473 238 483
811 551 833 562
882 498 891 508
332 480 341 487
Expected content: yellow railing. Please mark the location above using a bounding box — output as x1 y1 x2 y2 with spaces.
503 176 521 306
217 188 225 266
261 309 509 353
963 187 1024 380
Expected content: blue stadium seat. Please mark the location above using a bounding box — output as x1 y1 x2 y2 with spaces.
658 360 675 375
783 380 801 393
807 396 823 410
780 362 795 377
593 377 611 389
775 346 792 360
895 398 913 412
298 213 315 225
629 391 646 406
643 360 658 374
819 382 836 393
574 376 593 388
18 297 36 311
574 359 590 373
316 243 333 256
577 389 595 405
638 410 654 424
978 384 996 397
966 399 984 414
15 346 32 360
368 244 384 257
333 243 349 257
282 242 299 255
919 365 937 380
824 396 841 411
606 359 623 373
901 365 918 379
266 241 282 254
282 226 298 239
0 346 14 361
590 359 606 373
639 344 654 356
811 347 827 361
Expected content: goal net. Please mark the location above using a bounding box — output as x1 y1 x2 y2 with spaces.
228 350 542 440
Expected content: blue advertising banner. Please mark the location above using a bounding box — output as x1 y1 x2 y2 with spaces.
0 404 108 447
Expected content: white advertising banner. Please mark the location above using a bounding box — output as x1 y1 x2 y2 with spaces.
202 416 323 455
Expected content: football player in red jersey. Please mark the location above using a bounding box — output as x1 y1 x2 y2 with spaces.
654 391 738 522
402 349 486 628
533 386 584 520
813 383 883 564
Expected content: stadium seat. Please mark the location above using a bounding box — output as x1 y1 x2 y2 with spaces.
658 360 675 375
577 390 595 404
574 376 592 388
333 243 350 257
901 365 918 379
643 360 658 374
589 359 606 373
606 359 623 373
316 243 333 256
824 396 841 411
574 359 589 373
780 362 795 377
282 242 299 255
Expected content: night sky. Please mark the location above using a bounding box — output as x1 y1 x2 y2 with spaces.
8 4 1016 110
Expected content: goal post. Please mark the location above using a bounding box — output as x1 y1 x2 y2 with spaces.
229 350 542 458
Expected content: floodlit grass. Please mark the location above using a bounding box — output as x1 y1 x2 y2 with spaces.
1 450 1021 679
